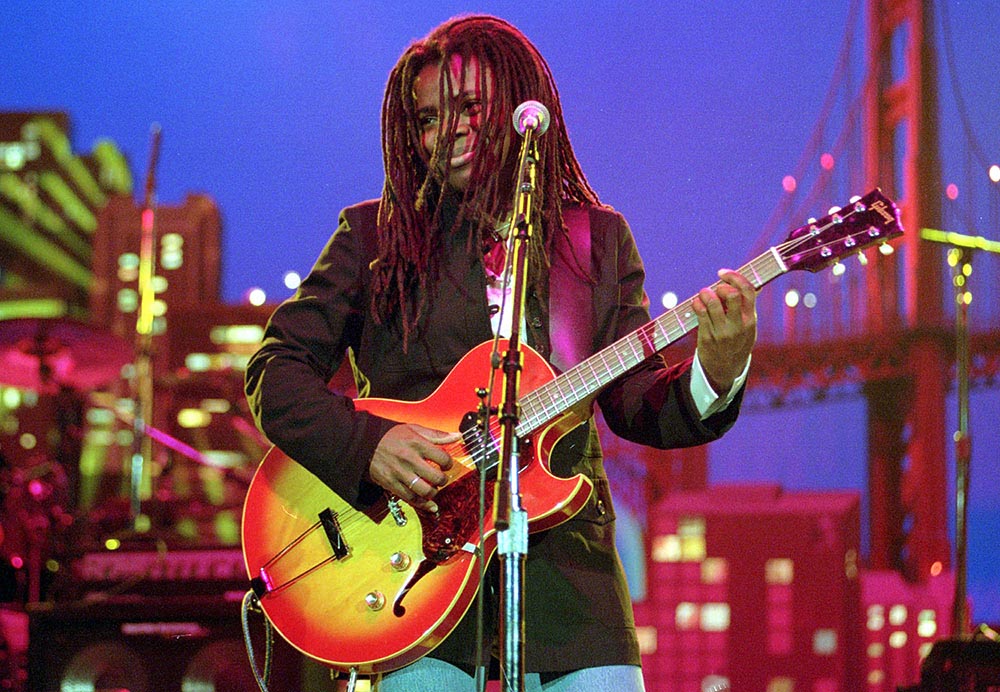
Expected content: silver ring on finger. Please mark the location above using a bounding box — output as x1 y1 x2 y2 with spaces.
408 476 421 489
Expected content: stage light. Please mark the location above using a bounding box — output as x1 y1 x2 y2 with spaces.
246 287 266 306
660 291 677 309
283 270 302 290
989 164 1000 183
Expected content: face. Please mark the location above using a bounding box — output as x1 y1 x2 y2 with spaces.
413 54 489 191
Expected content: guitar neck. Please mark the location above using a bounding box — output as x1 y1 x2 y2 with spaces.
516 246 788 436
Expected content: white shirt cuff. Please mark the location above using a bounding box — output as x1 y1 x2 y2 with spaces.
690 351 751 420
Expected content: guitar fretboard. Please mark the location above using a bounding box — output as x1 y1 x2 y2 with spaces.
515 246 788 436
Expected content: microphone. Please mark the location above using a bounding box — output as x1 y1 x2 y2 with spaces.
512 100 550 137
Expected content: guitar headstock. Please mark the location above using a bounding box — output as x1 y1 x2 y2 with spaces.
780 188 903 273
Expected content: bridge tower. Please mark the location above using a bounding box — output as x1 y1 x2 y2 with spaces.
863 0 950 583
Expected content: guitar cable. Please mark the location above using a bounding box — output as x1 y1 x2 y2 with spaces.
241 589 275 692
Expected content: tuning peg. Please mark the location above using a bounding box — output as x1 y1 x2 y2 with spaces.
832 261 846 276
878 242 894 256
857 251 868 266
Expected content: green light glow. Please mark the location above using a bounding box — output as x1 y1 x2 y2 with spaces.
92 139 133 194
29 118 106 207
39 170 98 233
0 298 69 321
0 173 91 259
0 206 92 288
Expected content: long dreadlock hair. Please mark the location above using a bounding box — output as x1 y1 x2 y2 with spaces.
372 14 601 345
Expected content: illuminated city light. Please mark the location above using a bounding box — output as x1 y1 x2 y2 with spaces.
917 610 937 638
765 558 794 584
889 631 908 648
990 164 1000 183
820 153 835 170
284 271 302 290
2 388 21 408
813 629 838 655
19 433 37 449
782 175 797 193
211 324 265 344
675 602 699 630
117 288 138 313
946 183 959 200
635 626 657 655
701 557 728 584
651 534 682 562
803 292 817 308
660 291 678 309
201 398 231 414
929 560 943 576
177 408 211 429
767 677 795 692
681 535 706 561
700 603 731 631
184 353 212 372
784 289 800 308
247 287 267 306
867 604 885 631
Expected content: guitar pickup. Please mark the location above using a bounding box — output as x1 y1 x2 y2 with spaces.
319 508 350 559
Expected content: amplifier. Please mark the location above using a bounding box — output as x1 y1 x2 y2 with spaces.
62 547 250 599
27 595 305 692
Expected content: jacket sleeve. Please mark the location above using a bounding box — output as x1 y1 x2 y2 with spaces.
244 205 396 507
594 210 743 449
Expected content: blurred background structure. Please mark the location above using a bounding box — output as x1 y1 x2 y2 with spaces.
1 1 998 690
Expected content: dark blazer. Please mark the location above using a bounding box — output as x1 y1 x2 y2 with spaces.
245 199 742 673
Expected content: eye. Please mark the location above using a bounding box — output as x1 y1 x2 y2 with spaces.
464 99 482 116
418 113 439 129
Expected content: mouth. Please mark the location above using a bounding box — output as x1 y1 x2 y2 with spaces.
449 150 475 169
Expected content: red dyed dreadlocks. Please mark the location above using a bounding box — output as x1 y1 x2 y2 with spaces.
372 14 601 345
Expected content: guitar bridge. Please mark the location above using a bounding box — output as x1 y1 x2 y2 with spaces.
319 508 350 559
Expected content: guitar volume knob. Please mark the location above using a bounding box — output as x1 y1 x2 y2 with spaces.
365 591 386 611
389 552 411 571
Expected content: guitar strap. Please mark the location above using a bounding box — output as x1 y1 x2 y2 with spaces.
547 205 593 374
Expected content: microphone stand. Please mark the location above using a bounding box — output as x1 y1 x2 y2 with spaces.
495 119 541 692
920 227 1000 637
131 123 162 528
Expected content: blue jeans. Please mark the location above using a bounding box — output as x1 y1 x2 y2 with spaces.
374 657 645 691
